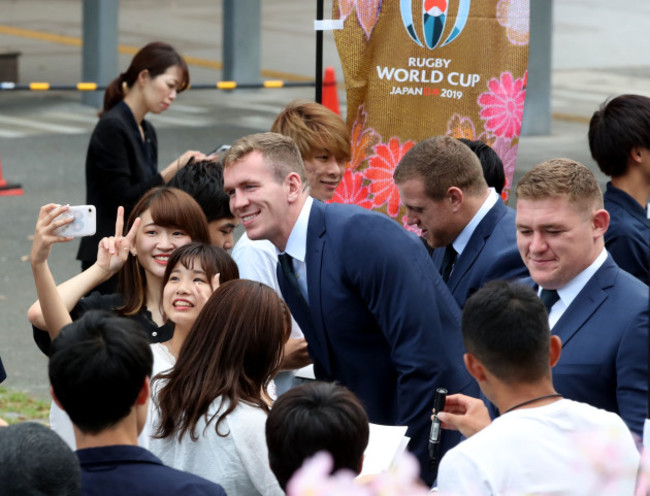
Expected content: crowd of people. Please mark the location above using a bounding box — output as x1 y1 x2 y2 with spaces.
0 41 648 496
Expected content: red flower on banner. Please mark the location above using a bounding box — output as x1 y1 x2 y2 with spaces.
329 169 373 209
348 105 381 171
492 136 519 201
364 137 415 218
478 71 526 139
338 0 383 40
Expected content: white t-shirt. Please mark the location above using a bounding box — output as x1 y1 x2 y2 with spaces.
148 397 283 496
232 233 310 394
437 399 640 496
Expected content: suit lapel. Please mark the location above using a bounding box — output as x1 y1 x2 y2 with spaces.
448 201 505 290
552 257 615 347
304 201 333 377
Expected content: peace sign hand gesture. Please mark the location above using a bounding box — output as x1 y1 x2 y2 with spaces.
96 206 141 276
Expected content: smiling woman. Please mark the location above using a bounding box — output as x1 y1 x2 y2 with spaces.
77 42 209 294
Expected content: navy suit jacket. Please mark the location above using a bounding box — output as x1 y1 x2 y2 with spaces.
277 200 477 484
77 445 226 495
433 199 528 307
603 182 650 285
549 255 648 436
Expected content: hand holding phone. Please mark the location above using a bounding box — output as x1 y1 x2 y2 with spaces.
53 205 96 237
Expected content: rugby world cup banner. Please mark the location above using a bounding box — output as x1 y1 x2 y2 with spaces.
331 0 529 226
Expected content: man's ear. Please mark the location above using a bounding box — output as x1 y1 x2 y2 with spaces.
50 386 65 411
591 208 610 238
136 377 150 406
549 335 562 368
464 353 487 382
447 186 464 212
630 145 645 166
286 172 304 202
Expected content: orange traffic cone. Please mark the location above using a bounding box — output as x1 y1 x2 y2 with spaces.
0 152 23 196
322 66 341 116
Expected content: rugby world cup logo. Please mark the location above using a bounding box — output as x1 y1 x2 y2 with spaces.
400 0 471 49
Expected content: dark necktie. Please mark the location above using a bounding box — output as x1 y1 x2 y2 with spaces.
540 289 560 313
440 244 457 283
278 253 309 310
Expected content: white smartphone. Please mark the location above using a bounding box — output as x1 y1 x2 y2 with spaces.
53 205 96 237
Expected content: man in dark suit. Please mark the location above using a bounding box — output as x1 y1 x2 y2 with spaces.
394 136 528 308
589 94 650 285
515 158 648 437
223 132 476 484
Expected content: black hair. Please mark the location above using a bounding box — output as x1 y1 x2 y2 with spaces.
588 94 650 177
168 159 233 222
462 280 550 383
0 422 81 496
458 138 506 194
49 310 153 434
265 381 369 490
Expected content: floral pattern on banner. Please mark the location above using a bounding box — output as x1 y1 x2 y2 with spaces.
491 135 518 200
478 71 526 140
364 137 415 218
348 104 381 172
338 0 383 40
331 169 374 209
447 113 495 146
497 0 530 46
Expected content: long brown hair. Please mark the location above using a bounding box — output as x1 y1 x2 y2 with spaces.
102 41 190 116
118 187 210 316
154 280 291 441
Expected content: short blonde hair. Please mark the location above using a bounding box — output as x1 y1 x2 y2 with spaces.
271 99 351 162
223 132 306 184
515 158 603 211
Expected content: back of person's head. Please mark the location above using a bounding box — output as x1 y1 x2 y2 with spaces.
154 279 291 441
224 132 307 184
119 186 210 315
462 280 551 383
168 159 233 223
515 158 603 210
0 422 81 496
266 381 369 490
270 99 351 163
394 135 487 199
162 242 239 293
458 138 506 194
102 41 189 115
588 94 650 177
49 310 153 434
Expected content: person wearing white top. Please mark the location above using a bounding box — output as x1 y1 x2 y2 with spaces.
435 280 640 496
150 280 289 496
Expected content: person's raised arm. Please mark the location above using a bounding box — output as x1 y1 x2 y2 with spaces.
28 206 140 333
159 150 207 183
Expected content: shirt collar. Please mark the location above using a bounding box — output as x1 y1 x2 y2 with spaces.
76 445 163 466
279 196 314 263
452 189 498 255
553 248 608 308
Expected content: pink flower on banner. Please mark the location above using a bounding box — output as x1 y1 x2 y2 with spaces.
497 0 530 45
402 215 422 236
338 0 383 40
364 137 415 218
329 169 373 209
491 136 519 200
478 71 526 139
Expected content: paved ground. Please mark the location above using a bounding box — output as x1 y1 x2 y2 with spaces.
0 0 648 399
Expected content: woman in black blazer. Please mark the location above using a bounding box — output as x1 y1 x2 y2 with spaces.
77 42 207 293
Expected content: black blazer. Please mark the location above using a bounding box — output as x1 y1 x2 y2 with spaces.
77 102 163 263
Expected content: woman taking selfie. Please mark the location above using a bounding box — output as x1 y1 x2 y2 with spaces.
77 41 207 293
